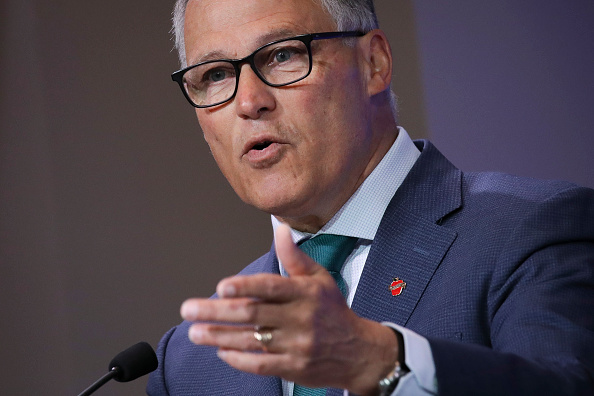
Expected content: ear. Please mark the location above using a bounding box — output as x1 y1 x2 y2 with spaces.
359 29 393 97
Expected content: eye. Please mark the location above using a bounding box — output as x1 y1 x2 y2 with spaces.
274 49 292 63
207 69 228 82
195 63 236 85
254 40 308 74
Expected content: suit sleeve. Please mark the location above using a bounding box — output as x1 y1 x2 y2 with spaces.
146 326 177 396
429 186 594 395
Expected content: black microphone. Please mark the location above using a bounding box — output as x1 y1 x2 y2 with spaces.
77 341 158 396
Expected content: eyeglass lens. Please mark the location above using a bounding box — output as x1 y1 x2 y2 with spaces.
183 39 310 107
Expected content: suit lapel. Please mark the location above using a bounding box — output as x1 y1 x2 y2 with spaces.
351 141 461 326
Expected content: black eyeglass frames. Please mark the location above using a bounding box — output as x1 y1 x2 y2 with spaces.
171 31 366 108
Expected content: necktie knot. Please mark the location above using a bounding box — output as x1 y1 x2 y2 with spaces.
298 234 358 297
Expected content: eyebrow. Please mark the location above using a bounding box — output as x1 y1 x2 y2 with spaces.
192 28 303 65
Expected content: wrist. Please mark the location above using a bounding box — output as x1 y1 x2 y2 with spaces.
348 320 402 396
378 328 410 396
377 327 408 396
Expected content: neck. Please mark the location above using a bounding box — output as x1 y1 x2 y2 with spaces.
276 124 399 233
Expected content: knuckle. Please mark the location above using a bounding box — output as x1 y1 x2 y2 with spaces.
306 281 326 298
243 300 259 322
226 299 258 322
252 360 269 375
292 353 313 373
226 299 243 312
294 332 316 358
260 275 285 298
266 278 284 295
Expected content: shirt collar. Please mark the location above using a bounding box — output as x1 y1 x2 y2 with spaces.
271 127 420 243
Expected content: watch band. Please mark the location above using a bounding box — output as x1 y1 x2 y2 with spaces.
378 360 408 396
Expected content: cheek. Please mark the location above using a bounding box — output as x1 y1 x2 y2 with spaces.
306 66 365 123
198 112 221 145
198 108 234 150
198 115 238 176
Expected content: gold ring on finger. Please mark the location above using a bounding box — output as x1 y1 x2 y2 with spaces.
253 327 273 350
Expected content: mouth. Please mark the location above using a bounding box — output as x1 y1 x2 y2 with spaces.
250 140 274 151
242 136 287 167
243 135 283 155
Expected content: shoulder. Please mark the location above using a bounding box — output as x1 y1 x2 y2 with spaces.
236 247 279 276
462 170 592 202
458 171 594 232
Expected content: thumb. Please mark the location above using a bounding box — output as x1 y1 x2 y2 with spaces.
275 223 320 277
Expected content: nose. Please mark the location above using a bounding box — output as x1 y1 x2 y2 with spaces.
234 64 276 119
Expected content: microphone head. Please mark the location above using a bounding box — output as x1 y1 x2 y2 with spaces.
108 341 158 382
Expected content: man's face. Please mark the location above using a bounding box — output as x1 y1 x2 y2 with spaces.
184 0 382 231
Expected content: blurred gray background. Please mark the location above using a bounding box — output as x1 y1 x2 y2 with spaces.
1 0 592 394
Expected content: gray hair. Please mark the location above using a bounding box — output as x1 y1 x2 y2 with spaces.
172 0 378 68
171 0 396 117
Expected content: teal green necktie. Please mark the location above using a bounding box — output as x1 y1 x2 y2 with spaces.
293 234 358 396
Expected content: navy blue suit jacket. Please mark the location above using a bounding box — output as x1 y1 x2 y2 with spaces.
147 141 594 395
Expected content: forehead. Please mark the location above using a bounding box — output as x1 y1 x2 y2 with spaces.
184 0 337 64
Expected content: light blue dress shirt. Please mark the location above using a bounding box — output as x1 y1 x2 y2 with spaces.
272 128 437 395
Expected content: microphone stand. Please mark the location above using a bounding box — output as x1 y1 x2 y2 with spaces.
77 367 120 396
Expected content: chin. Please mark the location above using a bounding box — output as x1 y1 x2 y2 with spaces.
245 190 309 217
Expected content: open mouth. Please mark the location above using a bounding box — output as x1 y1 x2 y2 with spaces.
251 141 273 151
242 137 285 165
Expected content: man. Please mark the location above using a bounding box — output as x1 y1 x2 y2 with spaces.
147 0 594 395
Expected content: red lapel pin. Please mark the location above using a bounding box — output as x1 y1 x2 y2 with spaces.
389 278 407 296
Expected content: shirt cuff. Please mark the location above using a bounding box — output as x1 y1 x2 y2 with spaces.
381 322 438 394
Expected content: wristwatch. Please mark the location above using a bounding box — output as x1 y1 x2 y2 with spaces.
378 327 409 396
378 360 408 396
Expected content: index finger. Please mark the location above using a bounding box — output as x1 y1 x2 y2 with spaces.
181 295 281 325
216 273 303 301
